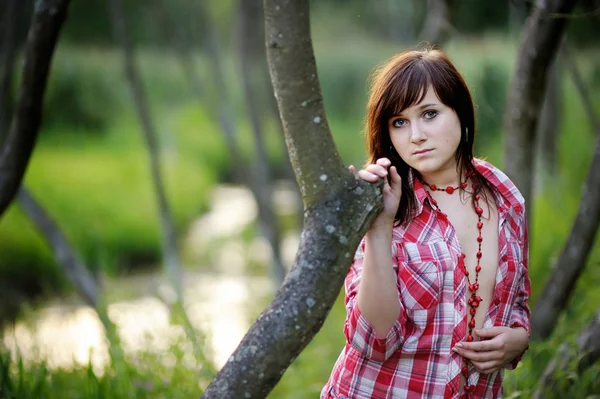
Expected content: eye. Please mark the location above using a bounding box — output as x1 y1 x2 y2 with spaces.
424 110 437 119
391 118 407 128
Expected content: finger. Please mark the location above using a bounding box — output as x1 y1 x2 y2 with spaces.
349 165 355 173
388 166 402 195
473 327 508 339
471 360 501 375
357 170 381 183
453 347 501 363
364 164 388 177
376 157 391 167
457 338 503 352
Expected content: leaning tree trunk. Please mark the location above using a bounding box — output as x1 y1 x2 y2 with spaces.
533 309 600 398
418 0 453 48
503 0 577 213
531 113 600 339
108 0 182 295
200 1 384 397
0 0 71 218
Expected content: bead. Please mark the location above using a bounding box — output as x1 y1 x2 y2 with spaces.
461 182 468 189
476 251 482 259
475 206 483 215
468 297 473 305
477 237 483 244
446 186 455 194
430 184 437 191
472 301 479 308
469 284 474 292
475 296 482 302
469 320 476 328
461 253 466 259
467 335 473 342
475 265 481 272
474 283 479 290
475 194 480 200
477 222 483 229
464 270 469 276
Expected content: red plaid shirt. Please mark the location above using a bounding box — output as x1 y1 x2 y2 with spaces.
322 159 531 399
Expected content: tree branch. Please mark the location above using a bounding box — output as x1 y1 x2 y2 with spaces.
200 1 383 397
16 186 99 307
0 0 72 218
503 0 577 211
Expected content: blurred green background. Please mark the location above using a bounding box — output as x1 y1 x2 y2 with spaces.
1 0 599 398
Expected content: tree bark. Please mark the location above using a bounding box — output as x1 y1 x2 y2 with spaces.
0 0 71 218
108 0 182 295
503 0 577 213
531 128 600 339
418 0 453 47
533 310 600 398
237 0 286 284
16 187 98 307
200 1 383 397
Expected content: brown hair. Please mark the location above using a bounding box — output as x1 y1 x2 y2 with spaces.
365 48 498 226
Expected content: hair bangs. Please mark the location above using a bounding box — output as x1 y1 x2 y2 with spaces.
382 63 430 122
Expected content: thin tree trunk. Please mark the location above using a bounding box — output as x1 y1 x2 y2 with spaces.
16 187 99 307
0 0 19 142
108 0 181 295
237 0 286 284
200 1 384 397
418 0 453 47
196 1 286 284
533 310 600 398
535 53 560 185
0 0 72 218
563 45 599 132
503 0 577 215
531 119 600 339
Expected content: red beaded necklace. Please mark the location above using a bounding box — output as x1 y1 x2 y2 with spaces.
423 178 483 395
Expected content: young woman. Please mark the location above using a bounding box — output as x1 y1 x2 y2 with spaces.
322 49 531 398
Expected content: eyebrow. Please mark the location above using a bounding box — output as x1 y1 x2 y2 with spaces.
416 103 438 110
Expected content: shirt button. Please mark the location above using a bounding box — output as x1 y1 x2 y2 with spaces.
502 255 508 262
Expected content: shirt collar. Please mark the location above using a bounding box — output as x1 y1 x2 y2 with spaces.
409 158 525 216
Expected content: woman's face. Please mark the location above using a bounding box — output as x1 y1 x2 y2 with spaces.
388 85 462 177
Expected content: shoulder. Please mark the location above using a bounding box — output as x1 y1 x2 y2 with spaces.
473 158 525 212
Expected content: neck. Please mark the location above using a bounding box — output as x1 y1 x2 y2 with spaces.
419 166 462 188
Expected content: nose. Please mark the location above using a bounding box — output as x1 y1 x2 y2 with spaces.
409 122 427 144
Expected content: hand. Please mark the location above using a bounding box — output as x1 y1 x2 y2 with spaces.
349 157 402 228
452 327 529 375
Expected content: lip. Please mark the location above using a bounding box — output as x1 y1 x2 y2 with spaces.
413 149 433 156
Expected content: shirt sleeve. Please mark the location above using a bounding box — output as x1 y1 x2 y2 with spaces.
343 236 406 363
506 209 531 369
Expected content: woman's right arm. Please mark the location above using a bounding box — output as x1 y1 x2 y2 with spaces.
343 157 404 361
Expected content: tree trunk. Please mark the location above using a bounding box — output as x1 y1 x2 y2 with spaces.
533 310 600 398
108 0 182 295
196 0 287 285
0 0 19 142
237 0 286 284
200 1 384 397
535 53 560 185
0 0 71 218
563 45 599 132
503 0 577 214
530 114 600 339
418 0 453 47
